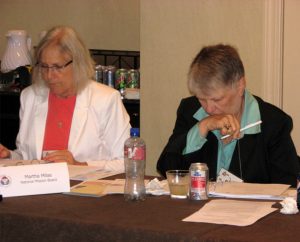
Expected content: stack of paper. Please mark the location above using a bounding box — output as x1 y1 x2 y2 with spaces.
209 182 290 200
68 165 122 181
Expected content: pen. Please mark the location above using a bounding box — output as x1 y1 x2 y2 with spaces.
221 120 262 140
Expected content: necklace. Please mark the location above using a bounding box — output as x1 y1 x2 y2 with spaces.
43 92 76 151
48 92 76 130
57 121 63 128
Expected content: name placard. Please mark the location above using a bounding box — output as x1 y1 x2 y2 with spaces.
0 162 70 197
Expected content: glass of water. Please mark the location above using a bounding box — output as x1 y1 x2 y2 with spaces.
166 170 190 199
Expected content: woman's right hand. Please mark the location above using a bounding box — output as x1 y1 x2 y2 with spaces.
198 114 241 142
0 143 11 159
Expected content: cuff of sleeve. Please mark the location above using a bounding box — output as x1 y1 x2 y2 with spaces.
10 151 21 160
183 124 207 155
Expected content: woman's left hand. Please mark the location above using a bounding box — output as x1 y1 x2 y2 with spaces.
42 150 87 166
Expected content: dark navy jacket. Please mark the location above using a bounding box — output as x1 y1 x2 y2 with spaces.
157 96 300 187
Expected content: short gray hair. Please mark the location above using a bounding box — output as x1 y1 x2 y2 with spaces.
32 26 95 92
187 44 245 95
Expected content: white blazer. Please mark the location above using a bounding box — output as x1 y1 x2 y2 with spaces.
11 81 131 172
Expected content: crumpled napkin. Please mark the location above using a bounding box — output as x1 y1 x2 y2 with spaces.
280 197 299 214
146 178 170 196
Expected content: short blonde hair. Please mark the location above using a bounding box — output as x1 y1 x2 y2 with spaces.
32 26 95 92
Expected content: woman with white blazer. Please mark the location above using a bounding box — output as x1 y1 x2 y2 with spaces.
0 26 130 172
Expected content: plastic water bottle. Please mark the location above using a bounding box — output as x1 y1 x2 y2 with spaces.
124 128 146 201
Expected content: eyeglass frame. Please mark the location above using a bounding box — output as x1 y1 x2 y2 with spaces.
36 60 73 73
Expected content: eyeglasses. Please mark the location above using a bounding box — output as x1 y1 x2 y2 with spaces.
37 60 73 74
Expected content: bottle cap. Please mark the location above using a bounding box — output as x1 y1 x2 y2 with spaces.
130 128 140 137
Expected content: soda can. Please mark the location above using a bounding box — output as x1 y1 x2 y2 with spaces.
103 65 116 88
115 68 127 98
189 163 209 200
127 69 140 88
94 65 103 83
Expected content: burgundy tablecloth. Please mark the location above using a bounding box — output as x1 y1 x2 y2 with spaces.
1 188 300 242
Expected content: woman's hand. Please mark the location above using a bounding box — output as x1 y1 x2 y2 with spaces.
42 150 87 166
198 114 241 143
0 143 11 159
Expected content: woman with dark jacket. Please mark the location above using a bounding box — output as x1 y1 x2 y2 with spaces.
157 44 299 187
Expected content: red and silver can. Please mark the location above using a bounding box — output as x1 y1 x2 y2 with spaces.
189 163 209 200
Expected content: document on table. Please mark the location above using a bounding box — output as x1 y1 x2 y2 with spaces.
183 199 277 226
66 179 125 197
209 182 290 200
66 178 158 197
68 165 122 181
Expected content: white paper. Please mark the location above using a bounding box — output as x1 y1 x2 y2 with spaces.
217 168 243 183
183 199 277 226
280 188 297 198
68 165 122 181
145 178 170 195
209 181 290 200
0 162 70 197
280 197 299 214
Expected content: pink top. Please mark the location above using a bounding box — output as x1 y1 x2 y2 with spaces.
42 92 76 151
